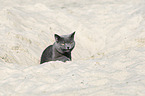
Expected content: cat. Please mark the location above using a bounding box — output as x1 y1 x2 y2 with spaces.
40 32 75 64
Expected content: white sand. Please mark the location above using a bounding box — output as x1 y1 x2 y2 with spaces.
0 0 145 96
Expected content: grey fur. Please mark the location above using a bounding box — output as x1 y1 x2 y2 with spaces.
40 32 75 64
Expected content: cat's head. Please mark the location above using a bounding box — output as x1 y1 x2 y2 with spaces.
54 32 75 53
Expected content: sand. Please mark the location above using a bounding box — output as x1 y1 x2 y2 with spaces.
0 0 145 96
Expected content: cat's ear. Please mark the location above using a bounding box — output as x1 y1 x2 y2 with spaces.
54 34 61 42
70 31 75 39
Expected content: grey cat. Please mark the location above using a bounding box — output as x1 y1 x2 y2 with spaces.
40 32 75 64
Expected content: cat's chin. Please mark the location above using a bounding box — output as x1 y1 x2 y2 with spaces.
65 50 70 52
63 49 71 53
57 48 70 53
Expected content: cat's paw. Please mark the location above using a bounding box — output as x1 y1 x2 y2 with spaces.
62 58 70 62
66 58 71 61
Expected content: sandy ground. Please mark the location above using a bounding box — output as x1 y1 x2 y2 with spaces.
0 0 145 96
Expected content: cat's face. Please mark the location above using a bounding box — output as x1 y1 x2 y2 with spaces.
54 32 75 53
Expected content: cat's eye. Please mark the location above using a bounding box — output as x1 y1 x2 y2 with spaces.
70 42 73 44
61 43 65 46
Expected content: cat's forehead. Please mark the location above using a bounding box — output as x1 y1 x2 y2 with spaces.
61 35 70 38
60 35 72 42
